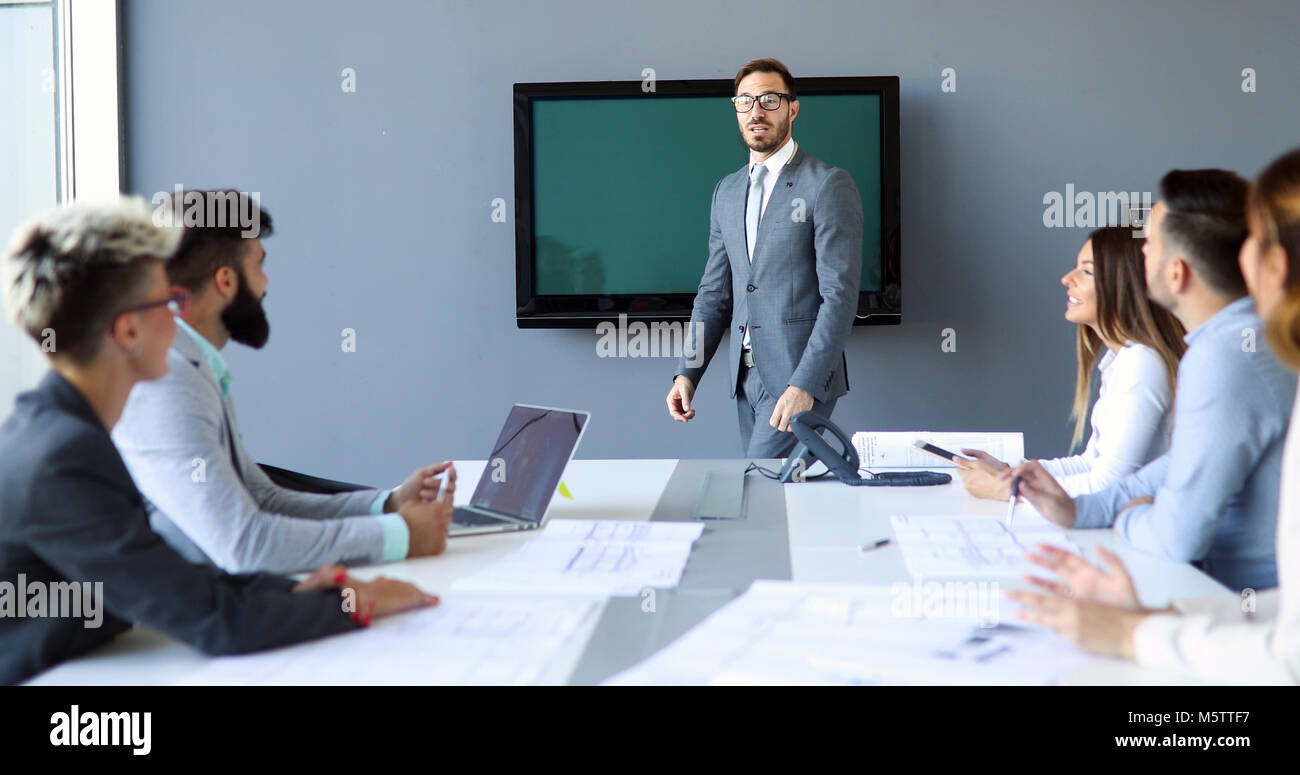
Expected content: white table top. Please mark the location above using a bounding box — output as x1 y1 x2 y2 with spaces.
784 470 1229 685
28 458 1228 685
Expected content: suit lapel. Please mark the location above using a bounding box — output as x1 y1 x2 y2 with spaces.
726 166 752 280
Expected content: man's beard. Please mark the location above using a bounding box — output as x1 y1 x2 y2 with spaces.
222 270 270 349
744 115 790 154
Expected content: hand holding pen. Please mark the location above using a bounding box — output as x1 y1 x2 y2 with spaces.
1005 475 1020 528
997 460 1077 528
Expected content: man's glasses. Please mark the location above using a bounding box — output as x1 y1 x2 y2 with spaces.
731 92 792 113
122 287 191 317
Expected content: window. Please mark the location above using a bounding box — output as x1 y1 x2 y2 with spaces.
0 0 120 407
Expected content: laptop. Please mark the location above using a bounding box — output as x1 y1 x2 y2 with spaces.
449 404 590 537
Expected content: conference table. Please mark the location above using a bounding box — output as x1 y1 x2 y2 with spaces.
27 458 1229 686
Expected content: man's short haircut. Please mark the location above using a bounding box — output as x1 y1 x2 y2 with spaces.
1158 168 1250 298
2 197 180 364
734 57 797 100
160 188 273 295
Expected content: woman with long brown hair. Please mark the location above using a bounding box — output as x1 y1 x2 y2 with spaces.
1008 148 1300 683
958 226 1186 499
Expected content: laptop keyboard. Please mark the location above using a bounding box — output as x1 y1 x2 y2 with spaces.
453 507 509 527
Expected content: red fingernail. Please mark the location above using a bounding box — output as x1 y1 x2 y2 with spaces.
333 571 347 584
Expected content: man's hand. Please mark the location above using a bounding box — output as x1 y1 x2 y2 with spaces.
1001 460 1076 528
769 385 814 433
388 461 456 511
954 449 1011 500
1023 543 1141 610
1004 588 1145 660
667 375 696 422
399 465 456 557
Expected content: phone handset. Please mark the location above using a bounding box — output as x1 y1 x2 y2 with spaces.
776 411 954 487
777 411 864 484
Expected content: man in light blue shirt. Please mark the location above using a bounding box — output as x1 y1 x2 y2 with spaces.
1010 169 1295 592
113 190 453 574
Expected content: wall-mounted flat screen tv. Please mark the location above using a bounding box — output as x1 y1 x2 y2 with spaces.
513 76 900 328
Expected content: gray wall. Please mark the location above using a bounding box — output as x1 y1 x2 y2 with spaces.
121 0 1300 484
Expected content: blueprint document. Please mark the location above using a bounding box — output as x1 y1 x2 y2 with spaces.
605 581 1085 686
890 514 1078 577
452 519 705 596
176 595 598 686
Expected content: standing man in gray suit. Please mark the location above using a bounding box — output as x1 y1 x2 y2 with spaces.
666 58 863 457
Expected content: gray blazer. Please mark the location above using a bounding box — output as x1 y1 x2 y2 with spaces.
676 146 862 402
0 370 358 685
112 329 395 574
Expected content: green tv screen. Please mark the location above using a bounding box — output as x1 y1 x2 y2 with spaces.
533 94 882 295
514 77 900 327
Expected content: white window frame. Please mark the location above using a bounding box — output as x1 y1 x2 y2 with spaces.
0 0 121 408
58 0 122 202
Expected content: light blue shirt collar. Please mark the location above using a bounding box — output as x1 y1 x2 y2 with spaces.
174 318 233 400
1183 295 1254 345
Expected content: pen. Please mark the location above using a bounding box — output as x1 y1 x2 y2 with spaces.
1005 475 1020 528
859 538 891 551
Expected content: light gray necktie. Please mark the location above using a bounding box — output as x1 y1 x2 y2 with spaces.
745 162 768 263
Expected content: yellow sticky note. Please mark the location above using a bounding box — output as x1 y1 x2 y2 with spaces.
557 480 574 500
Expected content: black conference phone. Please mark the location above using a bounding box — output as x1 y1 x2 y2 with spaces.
776 411 952 487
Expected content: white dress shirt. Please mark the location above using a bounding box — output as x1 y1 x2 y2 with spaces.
1131 380 1300 684
742 136 797 350
1038 342 1174 497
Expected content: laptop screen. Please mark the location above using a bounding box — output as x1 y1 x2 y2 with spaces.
469 405 588 522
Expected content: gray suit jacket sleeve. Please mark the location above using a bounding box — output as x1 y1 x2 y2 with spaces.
113 359 392 575
788 168 862 396
243 459 384 519
676 178 731 386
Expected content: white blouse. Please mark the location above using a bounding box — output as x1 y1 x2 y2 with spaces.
1039 342 1174 497
1131 380 1300 684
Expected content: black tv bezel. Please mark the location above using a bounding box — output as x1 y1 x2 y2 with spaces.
513 76 901 329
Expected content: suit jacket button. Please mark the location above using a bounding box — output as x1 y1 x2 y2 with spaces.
738 325 745 333
746 284 756 292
